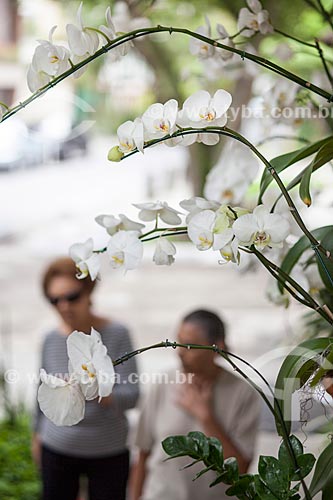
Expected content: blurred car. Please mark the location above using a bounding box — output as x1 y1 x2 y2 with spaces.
0 115 88 172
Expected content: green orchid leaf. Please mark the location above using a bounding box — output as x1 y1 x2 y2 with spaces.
258 136 331 203
274 338 333 436
299 161 314 207
309 442 333 496
277 226 333 293
322 469 333 500
315 231 333 293
310 347 333 387
298 140 333 206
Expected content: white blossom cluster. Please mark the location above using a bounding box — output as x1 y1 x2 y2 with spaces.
189 0 273 67
27 2 150 92
109 88 233 160
70 199 290 281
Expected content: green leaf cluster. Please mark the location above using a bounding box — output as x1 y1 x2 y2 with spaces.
162 431 315 499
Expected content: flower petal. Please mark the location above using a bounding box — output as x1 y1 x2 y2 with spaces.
38 369 85 426
232 213 258 246
91 328 115 397
212 89 232 117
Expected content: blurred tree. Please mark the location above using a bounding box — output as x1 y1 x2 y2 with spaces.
0 0 19 104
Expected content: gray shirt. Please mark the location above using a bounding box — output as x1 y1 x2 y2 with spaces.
34 321 139 457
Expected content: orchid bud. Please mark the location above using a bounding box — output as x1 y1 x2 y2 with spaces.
108 146 124 162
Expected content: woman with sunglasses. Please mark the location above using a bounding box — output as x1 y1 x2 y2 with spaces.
32 257 139 500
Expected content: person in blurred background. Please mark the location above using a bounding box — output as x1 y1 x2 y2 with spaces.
130 309 261 500
32 257 139 500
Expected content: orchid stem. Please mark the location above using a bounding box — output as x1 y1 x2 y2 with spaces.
274 28 317 49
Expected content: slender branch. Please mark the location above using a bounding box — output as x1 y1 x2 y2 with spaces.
316 0 333 31
255 135 310 148
274 28 317 48
139 226 187 240
1 25 333 124
85 26 112 44
141 230 188 242
315 38 333 88
304 0 322 13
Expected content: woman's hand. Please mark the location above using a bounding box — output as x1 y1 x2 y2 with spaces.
175 376 214 423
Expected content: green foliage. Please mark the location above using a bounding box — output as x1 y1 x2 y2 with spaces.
162 431 315 499
0 414 41 500
274 337 333 436
309 442 333 496
277 225 333 293
258 136 332 203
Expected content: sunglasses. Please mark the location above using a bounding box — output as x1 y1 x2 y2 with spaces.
48 290 83 307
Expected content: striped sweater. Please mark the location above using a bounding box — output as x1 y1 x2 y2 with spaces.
34 322 139 457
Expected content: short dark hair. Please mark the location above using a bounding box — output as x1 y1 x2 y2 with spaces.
42 257 97 297
182 309 226 344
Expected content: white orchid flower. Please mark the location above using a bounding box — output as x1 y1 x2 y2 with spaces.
180 197 220 223
107 230 143 271
117 118 144 154
69 237 100 280
110 1 151 32
238 0 273 37
204 145 259 204
177 89 232 145
153 238 176 266
187 209 234 252
27 65 52 93
38 369 85 426
27 26 72 93
216 23 235 61
31 26 71 78
189 17 215 60
187 210 215 250
233 205 290 249
133 201 182 225
67 328 115 400
66 2 100 57
212 211 234 251
260 80 300 126
219 237 240 264
142 99 178 141
99 6 132 60
95 213 144 236
179 89 232 127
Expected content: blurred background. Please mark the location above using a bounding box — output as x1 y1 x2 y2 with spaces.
1 0 333 498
